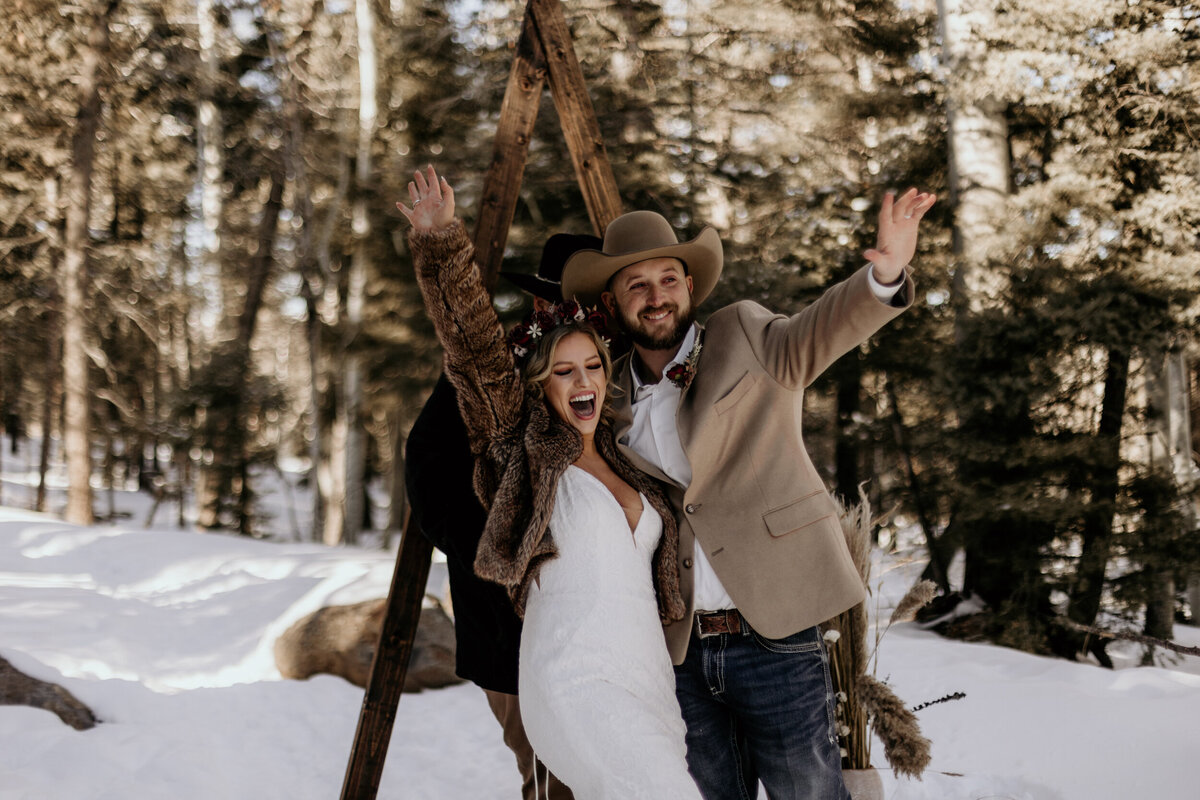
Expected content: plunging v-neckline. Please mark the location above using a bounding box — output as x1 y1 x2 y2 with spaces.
567 465 645 534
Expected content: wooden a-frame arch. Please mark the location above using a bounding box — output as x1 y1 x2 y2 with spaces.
339 2 621 797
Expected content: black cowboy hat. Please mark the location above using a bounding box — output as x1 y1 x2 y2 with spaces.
500 232 603 302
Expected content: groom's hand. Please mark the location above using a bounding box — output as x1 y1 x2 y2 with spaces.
863 188 936 284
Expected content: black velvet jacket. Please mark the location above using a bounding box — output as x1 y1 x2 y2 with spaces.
406 375 521 695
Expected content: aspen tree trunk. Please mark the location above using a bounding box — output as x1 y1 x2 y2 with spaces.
151 294 171 479
172 237 193 528
103 425 116 521
37 332 58 513
61 0 115 525
937 0 1010 319
37 178 61 513
197 0 225 294
1146 352 1196 488
268 14 331 542
312 157 349 542
1143 350 1197 640
331 0 378 546
324 414 348 545
192 0 226 529
305 291 326 541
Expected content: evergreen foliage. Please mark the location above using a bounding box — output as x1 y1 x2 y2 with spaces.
937 0 1200 655
0 0 1196 664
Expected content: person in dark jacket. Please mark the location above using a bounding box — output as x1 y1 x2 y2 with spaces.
404 231 599 800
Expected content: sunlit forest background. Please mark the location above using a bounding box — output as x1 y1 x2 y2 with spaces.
1 0 1197 663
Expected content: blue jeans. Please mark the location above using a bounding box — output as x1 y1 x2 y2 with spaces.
673 621 849 800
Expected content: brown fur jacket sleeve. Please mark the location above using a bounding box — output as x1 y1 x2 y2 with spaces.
408 220 685 623
408 219 521 505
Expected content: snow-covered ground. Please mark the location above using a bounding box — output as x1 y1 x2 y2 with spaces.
2 439 1199 799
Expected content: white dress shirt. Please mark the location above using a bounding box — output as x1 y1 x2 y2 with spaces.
626 325 738 611
623 266 904 612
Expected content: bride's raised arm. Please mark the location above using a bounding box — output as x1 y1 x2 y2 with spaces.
399 166 524 482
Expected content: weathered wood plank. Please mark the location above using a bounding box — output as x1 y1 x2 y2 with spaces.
338 513 431 800
529 0 623 233
473 9 548 289
339 3 626 797
339 22 553 800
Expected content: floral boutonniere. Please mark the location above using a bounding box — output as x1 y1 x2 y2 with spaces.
665 339 703 390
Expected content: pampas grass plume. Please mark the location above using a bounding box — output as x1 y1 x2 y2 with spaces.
836 487 873 583
890 579 939 625
857 673 931 780
826 486 935 779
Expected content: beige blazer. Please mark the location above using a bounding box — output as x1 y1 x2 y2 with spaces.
611 264 914 664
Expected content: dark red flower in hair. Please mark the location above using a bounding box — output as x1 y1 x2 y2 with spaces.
508 300 615 366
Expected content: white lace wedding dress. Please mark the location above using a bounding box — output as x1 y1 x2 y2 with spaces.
518 466 701 800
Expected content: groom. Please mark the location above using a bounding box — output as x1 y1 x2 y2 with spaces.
560 189 935 799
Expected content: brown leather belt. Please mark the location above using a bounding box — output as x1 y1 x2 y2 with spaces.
694 609 745 638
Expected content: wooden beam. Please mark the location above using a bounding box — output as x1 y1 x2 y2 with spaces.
338 3 626 797
472 9 548 290
529 0 623 233
338 512 431 800
340 19 554 791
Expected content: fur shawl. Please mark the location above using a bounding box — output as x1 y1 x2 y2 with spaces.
409 221 685 623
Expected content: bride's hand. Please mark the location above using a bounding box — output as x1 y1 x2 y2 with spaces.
396 164 455 232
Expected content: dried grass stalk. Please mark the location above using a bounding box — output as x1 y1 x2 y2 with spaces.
826 488 934 779
836 487 873 584
827 489 875 769
856 673 931 780
834 488 873 673
890 579 939 625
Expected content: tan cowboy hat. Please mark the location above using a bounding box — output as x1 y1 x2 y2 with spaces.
559 211 723 307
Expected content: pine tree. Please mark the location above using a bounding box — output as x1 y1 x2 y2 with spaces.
933 0 1200 655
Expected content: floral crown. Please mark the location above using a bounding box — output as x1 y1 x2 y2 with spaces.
507 299 616 365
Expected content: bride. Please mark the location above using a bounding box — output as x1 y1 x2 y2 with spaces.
398 165 702 800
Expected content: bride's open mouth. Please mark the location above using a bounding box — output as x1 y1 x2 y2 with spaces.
568 391 597 420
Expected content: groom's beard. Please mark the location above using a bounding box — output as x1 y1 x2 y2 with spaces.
615 297 696 353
